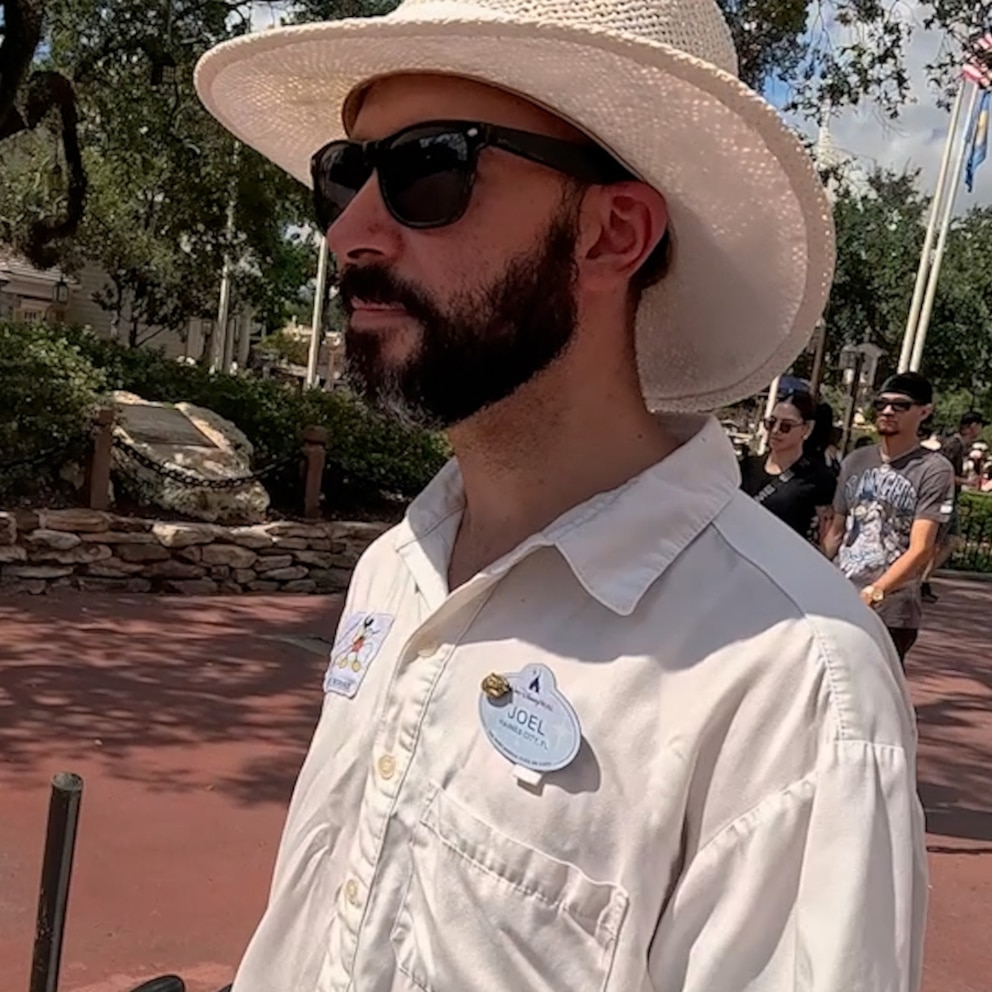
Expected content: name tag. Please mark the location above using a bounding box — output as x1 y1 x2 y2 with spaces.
478 664 581 773
324 612 394 698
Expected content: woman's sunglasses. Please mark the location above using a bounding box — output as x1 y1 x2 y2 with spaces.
310 119 634 233
872 398 914 413
763 416 805 434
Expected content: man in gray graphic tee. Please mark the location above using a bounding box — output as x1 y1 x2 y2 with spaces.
824 372 954 665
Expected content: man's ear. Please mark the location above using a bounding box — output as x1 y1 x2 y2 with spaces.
575 181 668 290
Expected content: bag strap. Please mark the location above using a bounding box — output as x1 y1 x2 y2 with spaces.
754 466 796 505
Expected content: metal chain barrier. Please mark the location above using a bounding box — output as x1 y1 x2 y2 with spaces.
112 436 297 492
0 439 80 477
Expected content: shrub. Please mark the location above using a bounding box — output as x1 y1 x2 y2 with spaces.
0 322 105 500
7 323 449 515
254 329 311 367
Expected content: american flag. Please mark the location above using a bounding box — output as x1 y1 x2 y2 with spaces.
962 31 992 87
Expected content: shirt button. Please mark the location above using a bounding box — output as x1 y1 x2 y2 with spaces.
377 754 396 780
344 878 361 906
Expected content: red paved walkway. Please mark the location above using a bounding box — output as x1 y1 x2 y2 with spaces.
0 579 989 991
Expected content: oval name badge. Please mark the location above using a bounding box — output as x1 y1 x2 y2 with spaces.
478 664 581 773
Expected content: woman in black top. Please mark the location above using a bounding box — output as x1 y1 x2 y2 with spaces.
740 391 837 543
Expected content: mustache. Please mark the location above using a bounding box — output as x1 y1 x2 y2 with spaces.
338 265 439 326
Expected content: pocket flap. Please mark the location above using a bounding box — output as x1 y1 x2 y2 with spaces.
421 784 628 945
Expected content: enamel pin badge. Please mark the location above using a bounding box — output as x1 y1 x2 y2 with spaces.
478 664 581 775
324 612 394 698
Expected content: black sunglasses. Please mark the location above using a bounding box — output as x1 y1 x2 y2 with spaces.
310 119 634 233
763 416 805 434
873 398 915 413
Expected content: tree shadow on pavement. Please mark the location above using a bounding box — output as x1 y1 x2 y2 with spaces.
910 578 992 844
0 593 343 806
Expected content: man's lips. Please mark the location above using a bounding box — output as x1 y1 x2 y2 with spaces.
349 299 406 312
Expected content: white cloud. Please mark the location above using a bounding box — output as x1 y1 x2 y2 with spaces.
811 18 992 208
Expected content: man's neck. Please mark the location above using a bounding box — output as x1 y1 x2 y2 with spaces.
444 357 678 590
880 433 920 462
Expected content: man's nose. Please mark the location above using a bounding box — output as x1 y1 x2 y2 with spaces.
325 172 403 264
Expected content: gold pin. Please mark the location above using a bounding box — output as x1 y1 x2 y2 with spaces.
481 673 510 700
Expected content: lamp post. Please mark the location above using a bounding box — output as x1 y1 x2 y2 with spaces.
839 342 883 455
53 278 69 306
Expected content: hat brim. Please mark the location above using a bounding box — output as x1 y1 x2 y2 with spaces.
196 14 834 412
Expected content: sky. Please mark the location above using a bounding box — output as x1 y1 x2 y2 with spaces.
790 12 992 209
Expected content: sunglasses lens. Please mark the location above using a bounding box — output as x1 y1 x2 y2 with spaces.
380 127 474 227
874 399 911 413
764 418 794 433
312 141 371 231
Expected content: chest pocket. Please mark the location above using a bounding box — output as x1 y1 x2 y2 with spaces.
391 785 628 992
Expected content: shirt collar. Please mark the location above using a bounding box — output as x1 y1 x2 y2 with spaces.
394 415 740 616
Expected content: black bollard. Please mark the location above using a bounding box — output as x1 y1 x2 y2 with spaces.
29 772 83 992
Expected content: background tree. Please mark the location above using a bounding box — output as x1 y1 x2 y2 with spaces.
6 0 992 352
815 168 992 403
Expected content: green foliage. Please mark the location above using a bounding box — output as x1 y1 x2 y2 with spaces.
255 330 312 368
0 320 105 498
38 323 449 514
960 490 992 527
954 490 992 573
823 170 992 405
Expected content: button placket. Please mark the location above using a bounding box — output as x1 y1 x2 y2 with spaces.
336 584 498 990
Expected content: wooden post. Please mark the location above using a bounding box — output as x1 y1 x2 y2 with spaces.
302 425 328 520
87 407 114 511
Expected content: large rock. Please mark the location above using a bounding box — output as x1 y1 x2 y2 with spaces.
26 529 82 551
117 543 171 563
152 523 220 548
255 554 293 573
200 544 257 569
0 545 27 563
292 550 337 568
226 526 275 550
263 565 308 582
81 531 157 545
3 564 74 580
76 577 152 593
0 513 15 545
147 559 207 580
165 579 219 595
247 580 279 593
85 558 148 577
110 391 270 525
30 544 113 566
39 509 110 533
283 579 317 593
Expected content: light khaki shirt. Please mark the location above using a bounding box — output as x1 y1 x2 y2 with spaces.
233 416 926 992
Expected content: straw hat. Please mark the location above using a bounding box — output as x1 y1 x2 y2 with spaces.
195 0 835 411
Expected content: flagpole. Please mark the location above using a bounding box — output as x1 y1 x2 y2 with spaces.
910 81 981 371
306 236 330 388
898 82 968 372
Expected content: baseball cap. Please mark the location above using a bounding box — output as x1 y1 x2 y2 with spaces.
878 372 933 406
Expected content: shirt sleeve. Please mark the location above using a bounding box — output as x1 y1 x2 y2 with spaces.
915 457 955 522
647 741 926 992
832 457 851 516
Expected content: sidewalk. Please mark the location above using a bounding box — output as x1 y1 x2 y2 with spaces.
0 578 989 991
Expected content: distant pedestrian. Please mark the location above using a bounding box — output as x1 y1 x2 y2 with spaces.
741 391 836 542
921 411 986 602
824 372 954 666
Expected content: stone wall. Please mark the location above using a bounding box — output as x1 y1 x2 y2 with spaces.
0 509 390 596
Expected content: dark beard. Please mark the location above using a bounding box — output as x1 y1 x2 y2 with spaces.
339 209 579 430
